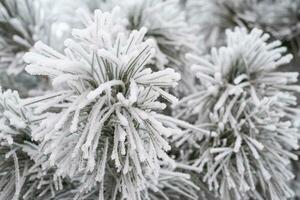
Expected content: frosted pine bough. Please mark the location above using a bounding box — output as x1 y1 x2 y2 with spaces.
23 8 199 200
240 0 300 58
0 89 69 200
0 0 62 96
119 0 198 70
1 1 300 200
84 0 199 70
0 0 51 75
0 88 36 200
241 0 300 41
186 0 300 58
186 0 248 49
175 27 300 199
83 0 199 94
119 0 199 95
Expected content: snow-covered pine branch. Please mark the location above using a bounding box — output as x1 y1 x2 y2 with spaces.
186 0 249 49
186 0 300 59
240 0 300 60
22 8 201 199
174 27 300 200
0 0 73 96
39 165 200 200
0 0 51 75
118 0 200 95
0 88 71 200
119 0 198 70
83 0 199 70
77 0 199 95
